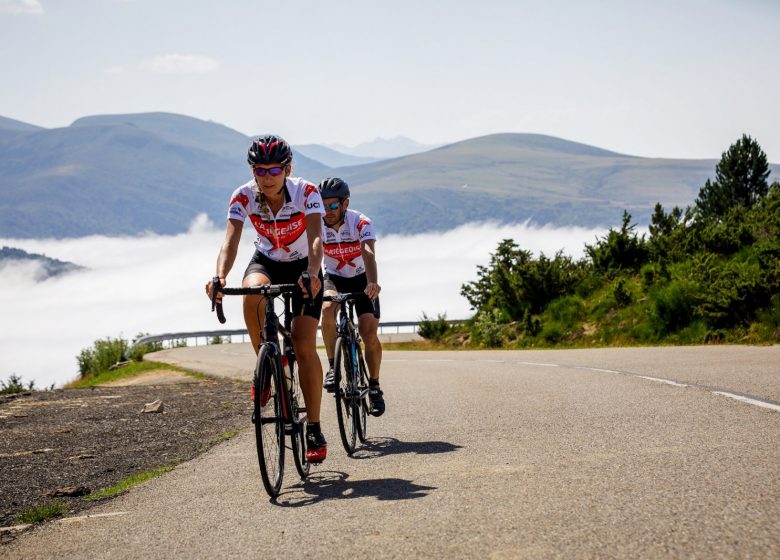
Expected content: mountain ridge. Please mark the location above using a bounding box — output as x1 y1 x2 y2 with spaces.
1 111 776 238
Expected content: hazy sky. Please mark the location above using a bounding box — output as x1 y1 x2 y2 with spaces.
1 0 779 160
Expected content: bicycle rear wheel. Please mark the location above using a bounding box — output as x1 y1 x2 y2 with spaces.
288 362 310 479
355 343 369 443
254 345 285 497
334 336 357 454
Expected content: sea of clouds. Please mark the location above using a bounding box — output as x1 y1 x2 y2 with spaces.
0 216 605 388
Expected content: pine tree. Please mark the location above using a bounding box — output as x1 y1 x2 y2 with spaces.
695 134 770 220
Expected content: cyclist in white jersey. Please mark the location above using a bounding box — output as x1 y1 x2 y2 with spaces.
319 178 385 416
205 135 328 462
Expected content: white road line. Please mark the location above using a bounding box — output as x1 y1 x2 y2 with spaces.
712 391 780 412
58 511 129 524
419 359 457 362
518 362 560 367
635 375 688 387
577 367 621 374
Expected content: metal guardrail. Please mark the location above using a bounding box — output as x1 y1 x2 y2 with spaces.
132 320 466 349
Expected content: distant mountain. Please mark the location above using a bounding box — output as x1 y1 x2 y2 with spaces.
0 116 43 133
329 136 440 159
0 113 329 237
2 112 778 238
0 246 84 280
73 113 330 177
296 144 381 167
329 133 780 233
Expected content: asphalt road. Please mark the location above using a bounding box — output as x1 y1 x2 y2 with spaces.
4 345 779 558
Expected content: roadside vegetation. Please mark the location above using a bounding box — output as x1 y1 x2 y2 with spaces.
420 135 780 348
70 333 204 387
15 500 68 525
85 466 175 501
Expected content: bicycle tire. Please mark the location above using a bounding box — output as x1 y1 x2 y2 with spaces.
288 361 310 479
254 345 285 497
334 336 357 454
355 343 369 443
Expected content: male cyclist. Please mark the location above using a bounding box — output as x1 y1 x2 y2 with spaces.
205 135 328 462
318 178 385 416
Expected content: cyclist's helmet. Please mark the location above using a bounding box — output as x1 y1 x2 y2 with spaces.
318 177 350 200
247 134 293 166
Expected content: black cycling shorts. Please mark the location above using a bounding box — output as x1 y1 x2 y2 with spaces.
243 251 323 320
323 272 380 319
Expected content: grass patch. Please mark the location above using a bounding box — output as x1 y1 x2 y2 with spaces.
67 361 207 388
85 466 174 501
15 500 68 524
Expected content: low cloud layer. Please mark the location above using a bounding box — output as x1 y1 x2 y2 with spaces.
1 216 604 388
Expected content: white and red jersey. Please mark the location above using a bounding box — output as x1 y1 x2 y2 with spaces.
322 209 376 278
227 177 324 262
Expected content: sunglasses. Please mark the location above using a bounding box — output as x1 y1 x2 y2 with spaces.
325 201 342 210
253 166 285 177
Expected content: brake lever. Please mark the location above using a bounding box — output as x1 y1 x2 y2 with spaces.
211 276 227 324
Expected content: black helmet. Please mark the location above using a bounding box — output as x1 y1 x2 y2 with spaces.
247 134 293 166
318 177 350 200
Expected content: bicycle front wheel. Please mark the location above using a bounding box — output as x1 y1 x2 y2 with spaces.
288 361 310 479
355 343 369 443
254 345 285 497
334 336 357 454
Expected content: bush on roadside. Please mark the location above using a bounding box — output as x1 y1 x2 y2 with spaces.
126 332 163 362
77 337 128 378
418 312 451 342
471 309 507 347
1 374 35 395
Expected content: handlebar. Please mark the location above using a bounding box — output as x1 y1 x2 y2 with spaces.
210 276 299 324
323 292 380 319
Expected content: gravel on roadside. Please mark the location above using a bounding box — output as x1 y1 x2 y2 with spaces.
0 377 252 536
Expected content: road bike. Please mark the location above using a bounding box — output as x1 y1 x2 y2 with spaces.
323 292 378 455
211 275 311 497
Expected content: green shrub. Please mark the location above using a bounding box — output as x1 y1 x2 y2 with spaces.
546 295 585 329
649 278 700 334
540 320 565 344
694 254 763 328
585 211 649 275
522 309 542 337
461 239 587 321
757 294 780 330
1 374 34 395
471 309 506 347
418 312 451 342
127 332 163 362
77 337 128 378
612 278 633 307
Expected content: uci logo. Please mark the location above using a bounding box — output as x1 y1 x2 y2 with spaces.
306 202 320 209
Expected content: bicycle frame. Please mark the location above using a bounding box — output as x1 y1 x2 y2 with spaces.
260 292 302 430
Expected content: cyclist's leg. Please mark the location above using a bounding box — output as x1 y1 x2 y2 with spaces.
242 252 273 355
293 314 328 461
321 274 339 389
321 295 339 363
358 312 382 381
292 315 322 422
